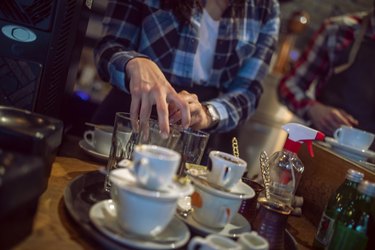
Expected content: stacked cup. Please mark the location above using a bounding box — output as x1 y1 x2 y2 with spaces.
109 144 194 236
190 151 255 229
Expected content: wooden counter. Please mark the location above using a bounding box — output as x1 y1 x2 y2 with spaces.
298 142 375 227
11 136 374 250
13 157 100 250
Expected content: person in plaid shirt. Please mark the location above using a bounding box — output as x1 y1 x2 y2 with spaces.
93 0 280 137
278 6 375 137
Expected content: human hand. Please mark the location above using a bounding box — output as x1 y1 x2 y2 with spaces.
126 58 190 136
307 102 358 136
169 90 212 130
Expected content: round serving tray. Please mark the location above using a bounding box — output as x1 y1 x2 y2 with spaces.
63 171 125 250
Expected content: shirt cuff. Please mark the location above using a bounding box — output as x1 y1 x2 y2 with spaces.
108 51 150 92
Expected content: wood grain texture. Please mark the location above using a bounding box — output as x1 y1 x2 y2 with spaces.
13 157 99 250
297 142 375 227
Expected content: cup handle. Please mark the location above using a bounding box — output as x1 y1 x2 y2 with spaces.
221 166 233 186
131 158 150 183
83 130 95 147
218 207 231 226
333 128 342 141
110 181 120 206
188 237 207 250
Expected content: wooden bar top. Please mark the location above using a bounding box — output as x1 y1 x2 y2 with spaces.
12 136 374 250
13 156 100 250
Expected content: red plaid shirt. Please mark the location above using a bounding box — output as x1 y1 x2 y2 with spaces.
278 12 375 121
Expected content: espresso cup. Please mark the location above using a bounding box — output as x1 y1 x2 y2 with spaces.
109 168 193 236
207 151 247 189
132 144 181 191
83 126 113 155
191 176 254 229
237 232 269 250
188 235 242 250
333 126 375 150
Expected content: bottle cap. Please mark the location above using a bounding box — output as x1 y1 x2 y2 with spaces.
358 180 375 197
346 169 364 183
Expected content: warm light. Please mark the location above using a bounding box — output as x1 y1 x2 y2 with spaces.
0 117 8 123
299 16 308 24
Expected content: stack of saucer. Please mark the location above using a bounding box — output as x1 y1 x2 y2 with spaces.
189 151 255 230
89 144 194 249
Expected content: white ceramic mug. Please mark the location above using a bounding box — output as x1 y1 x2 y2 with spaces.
132 144 181 191
207 151 247 189
237 232 269 250
109 168 193 236
83 126 113 155
333 126 375 150
188 235 242 250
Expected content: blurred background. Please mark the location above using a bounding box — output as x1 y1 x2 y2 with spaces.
68 0 371 177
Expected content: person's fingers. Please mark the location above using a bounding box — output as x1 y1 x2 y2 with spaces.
332 111 352 127
130 93 141 132
340 109 359 126
138 92 152 142
139 92 152 125
154 88 170 137
169 109 181 124
167 92 190 129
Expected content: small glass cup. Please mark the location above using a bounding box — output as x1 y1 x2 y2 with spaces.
174 128 210 176
104 112 181 191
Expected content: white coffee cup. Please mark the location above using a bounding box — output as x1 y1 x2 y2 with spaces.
333 126 375 150
188 235 242 250
83 126 113 155
109 168 193 236
191 176 254 229
207 151 247 189
132 144 181 191
237 232 269 250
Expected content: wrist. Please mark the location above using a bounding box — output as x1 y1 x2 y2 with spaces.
204 104 220 129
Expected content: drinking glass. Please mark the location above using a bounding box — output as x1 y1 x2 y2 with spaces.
175 128 210 176
104 112 181 191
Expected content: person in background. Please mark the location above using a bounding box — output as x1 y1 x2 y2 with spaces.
92 0 280 145
278 4 375 137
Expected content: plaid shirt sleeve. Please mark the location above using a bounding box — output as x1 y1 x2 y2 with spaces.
94 0 149 93
206 1 280 133
94 0 280 132
277 13 363 121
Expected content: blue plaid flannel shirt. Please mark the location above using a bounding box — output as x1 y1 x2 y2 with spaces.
94 0 280 132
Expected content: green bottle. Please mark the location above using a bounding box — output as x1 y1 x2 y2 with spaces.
313 169 364 249
328 180 375 250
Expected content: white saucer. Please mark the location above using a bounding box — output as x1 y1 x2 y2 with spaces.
90 199 190 249
176 211 250 238
111 166 195 198
357 160 375 171
79 139 108 161
190 176 255 200
325 137 375 161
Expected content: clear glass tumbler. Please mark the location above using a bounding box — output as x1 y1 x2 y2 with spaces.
175 128 210 176
104 112 181 191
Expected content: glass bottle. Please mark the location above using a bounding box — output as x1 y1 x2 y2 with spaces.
313 169 364 249
328 180 375 250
